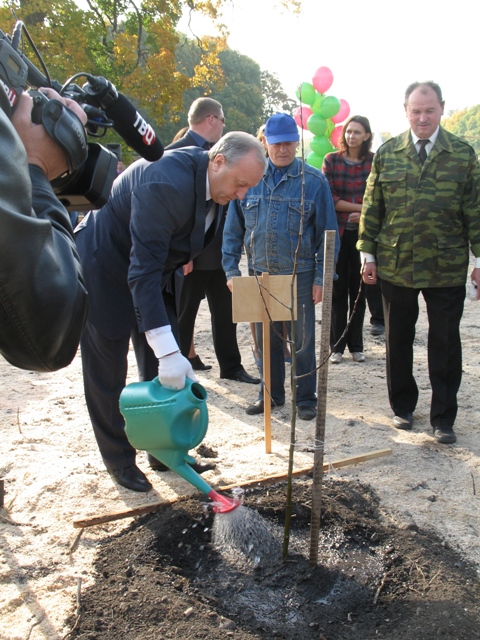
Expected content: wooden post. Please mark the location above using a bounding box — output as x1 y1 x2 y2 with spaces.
261 274 272 452
232 274 296 453
309 230 336 565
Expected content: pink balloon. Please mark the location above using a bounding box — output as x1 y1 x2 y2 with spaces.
331 99 350 124
294 105 313 129
330 125 343 148
312 66 334 94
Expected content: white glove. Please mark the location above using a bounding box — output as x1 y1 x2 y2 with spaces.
158 351 198 390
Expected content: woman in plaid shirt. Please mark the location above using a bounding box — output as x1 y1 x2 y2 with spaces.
323 116 374 364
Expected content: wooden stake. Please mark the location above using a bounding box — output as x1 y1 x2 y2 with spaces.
73 448 391 528
261 273 272 453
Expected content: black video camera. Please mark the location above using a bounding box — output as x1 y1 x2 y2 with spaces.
0 21 118 211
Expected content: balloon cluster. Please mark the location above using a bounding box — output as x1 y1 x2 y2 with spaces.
294 66 350 169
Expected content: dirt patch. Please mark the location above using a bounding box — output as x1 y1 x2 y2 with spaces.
67 479 480 640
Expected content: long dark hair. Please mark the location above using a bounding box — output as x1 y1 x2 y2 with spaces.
338 115 373 159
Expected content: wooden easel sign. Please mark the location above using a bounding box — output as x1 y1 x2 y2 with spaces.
232 273 296 453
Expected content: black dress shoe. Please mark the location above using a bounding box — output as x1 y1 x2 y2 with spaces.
370 322 385 336
108 464 152 492
188 355 212 371
297 406 316 421
433 426 457 444
221 368 260 384
393 412 413 430
148 453 216 474
190 461 216 474
245 399 284 415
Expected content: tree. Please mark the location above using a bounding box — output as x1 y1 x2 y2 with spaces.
442 105 480 155
0 0 300 119
260 70 295 122
158 36 289 143
0 0 299 158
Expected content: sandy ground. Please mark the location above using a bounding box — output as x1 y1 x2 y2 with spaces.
1 260 480 640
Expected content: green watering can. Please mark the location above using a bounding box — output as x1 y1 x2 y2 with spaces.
119 377 239 513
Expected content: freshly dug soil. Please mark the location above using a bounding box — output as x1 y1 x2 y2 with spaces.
68 478 480 640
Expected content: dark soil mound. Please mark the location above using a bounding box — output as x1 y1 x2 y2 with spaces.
68 478 480 639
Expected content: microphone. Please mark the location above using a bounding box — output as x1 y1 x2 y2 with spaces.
82 76 163 161
104 92 163 161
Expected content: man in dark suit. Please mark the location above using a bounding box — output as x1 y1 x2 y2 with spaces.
166 98 259 385
167 97 225 151
75 132 267 492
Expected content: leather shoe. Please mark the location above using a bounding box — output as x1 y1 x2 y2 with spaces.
393 412 413 431
108 464 152 492
245 399 284 415
370 323 385 336
297 406 316 421
433 426 457 444
188 355 212 371
148 453 216 474
221 368 260 384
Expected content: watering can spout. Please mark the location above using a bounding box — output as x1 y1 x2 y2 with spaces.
208 489 241 513
147 448 214 495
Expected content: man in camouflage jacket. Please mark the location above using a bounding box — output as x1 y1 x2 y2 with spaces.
357 81 480 445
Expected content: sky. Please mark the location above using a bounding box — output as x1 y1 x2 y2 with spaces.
178 0 480 136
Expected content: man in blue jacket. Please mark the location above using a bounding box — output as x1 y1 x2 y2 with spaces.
223 113 339 420
76 132 266 491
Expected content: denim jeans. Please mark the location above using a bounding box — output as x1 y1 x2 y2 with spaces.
254 270 317 408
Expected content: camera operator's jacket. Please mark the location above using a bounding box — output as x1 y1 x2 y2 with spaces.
0 88 88 371
357 127 480 288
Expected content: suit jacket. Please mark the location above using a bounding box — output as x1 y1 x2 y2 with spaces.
75 146 210 339
166 132 204 150
358 127 480 288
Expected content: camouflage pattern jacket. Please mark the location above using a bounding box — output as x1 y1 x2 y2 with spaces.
357 127 480 288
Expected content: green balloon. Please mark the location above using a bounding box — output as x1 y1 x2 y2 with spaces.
307 113 327 137
326 118 335 135
306 151 325 170
310 136 333 156
311 92 323 113
319 95 341 119
295 82 316 106
310 135 333 156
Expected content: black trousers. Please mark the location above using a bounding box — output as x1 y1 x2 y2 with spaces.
380 279 465 427
80 293 178 471
178 268 242 377
365 281 384 326
331 229 366 354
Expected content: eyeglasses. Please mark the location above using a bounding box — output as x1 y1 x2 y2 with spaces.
210 114 225 124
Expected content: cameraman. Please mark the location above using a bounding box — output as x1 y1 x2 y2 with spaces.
0 84 88 372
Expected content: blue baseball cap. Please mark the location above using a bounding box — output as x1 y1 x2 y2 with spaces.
264 113 299 144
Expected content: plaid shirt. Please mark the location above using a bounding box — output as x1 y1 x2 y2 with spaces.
322 151 374 237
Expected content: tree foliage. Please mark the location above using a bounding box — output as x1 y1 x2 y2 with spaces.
0 0 297 158
158 36 292 144
260 69 295 122
442 105 480 155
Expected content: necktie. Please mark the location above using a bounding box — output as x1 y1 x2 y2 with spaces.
204 200 216 246
418 139 430 165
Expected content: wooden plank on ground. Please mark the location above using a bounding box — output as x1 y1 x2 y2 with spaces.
73 449 392 528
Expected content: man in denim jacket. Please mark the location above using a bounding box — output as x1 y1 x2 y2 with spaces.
223 113 339 420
